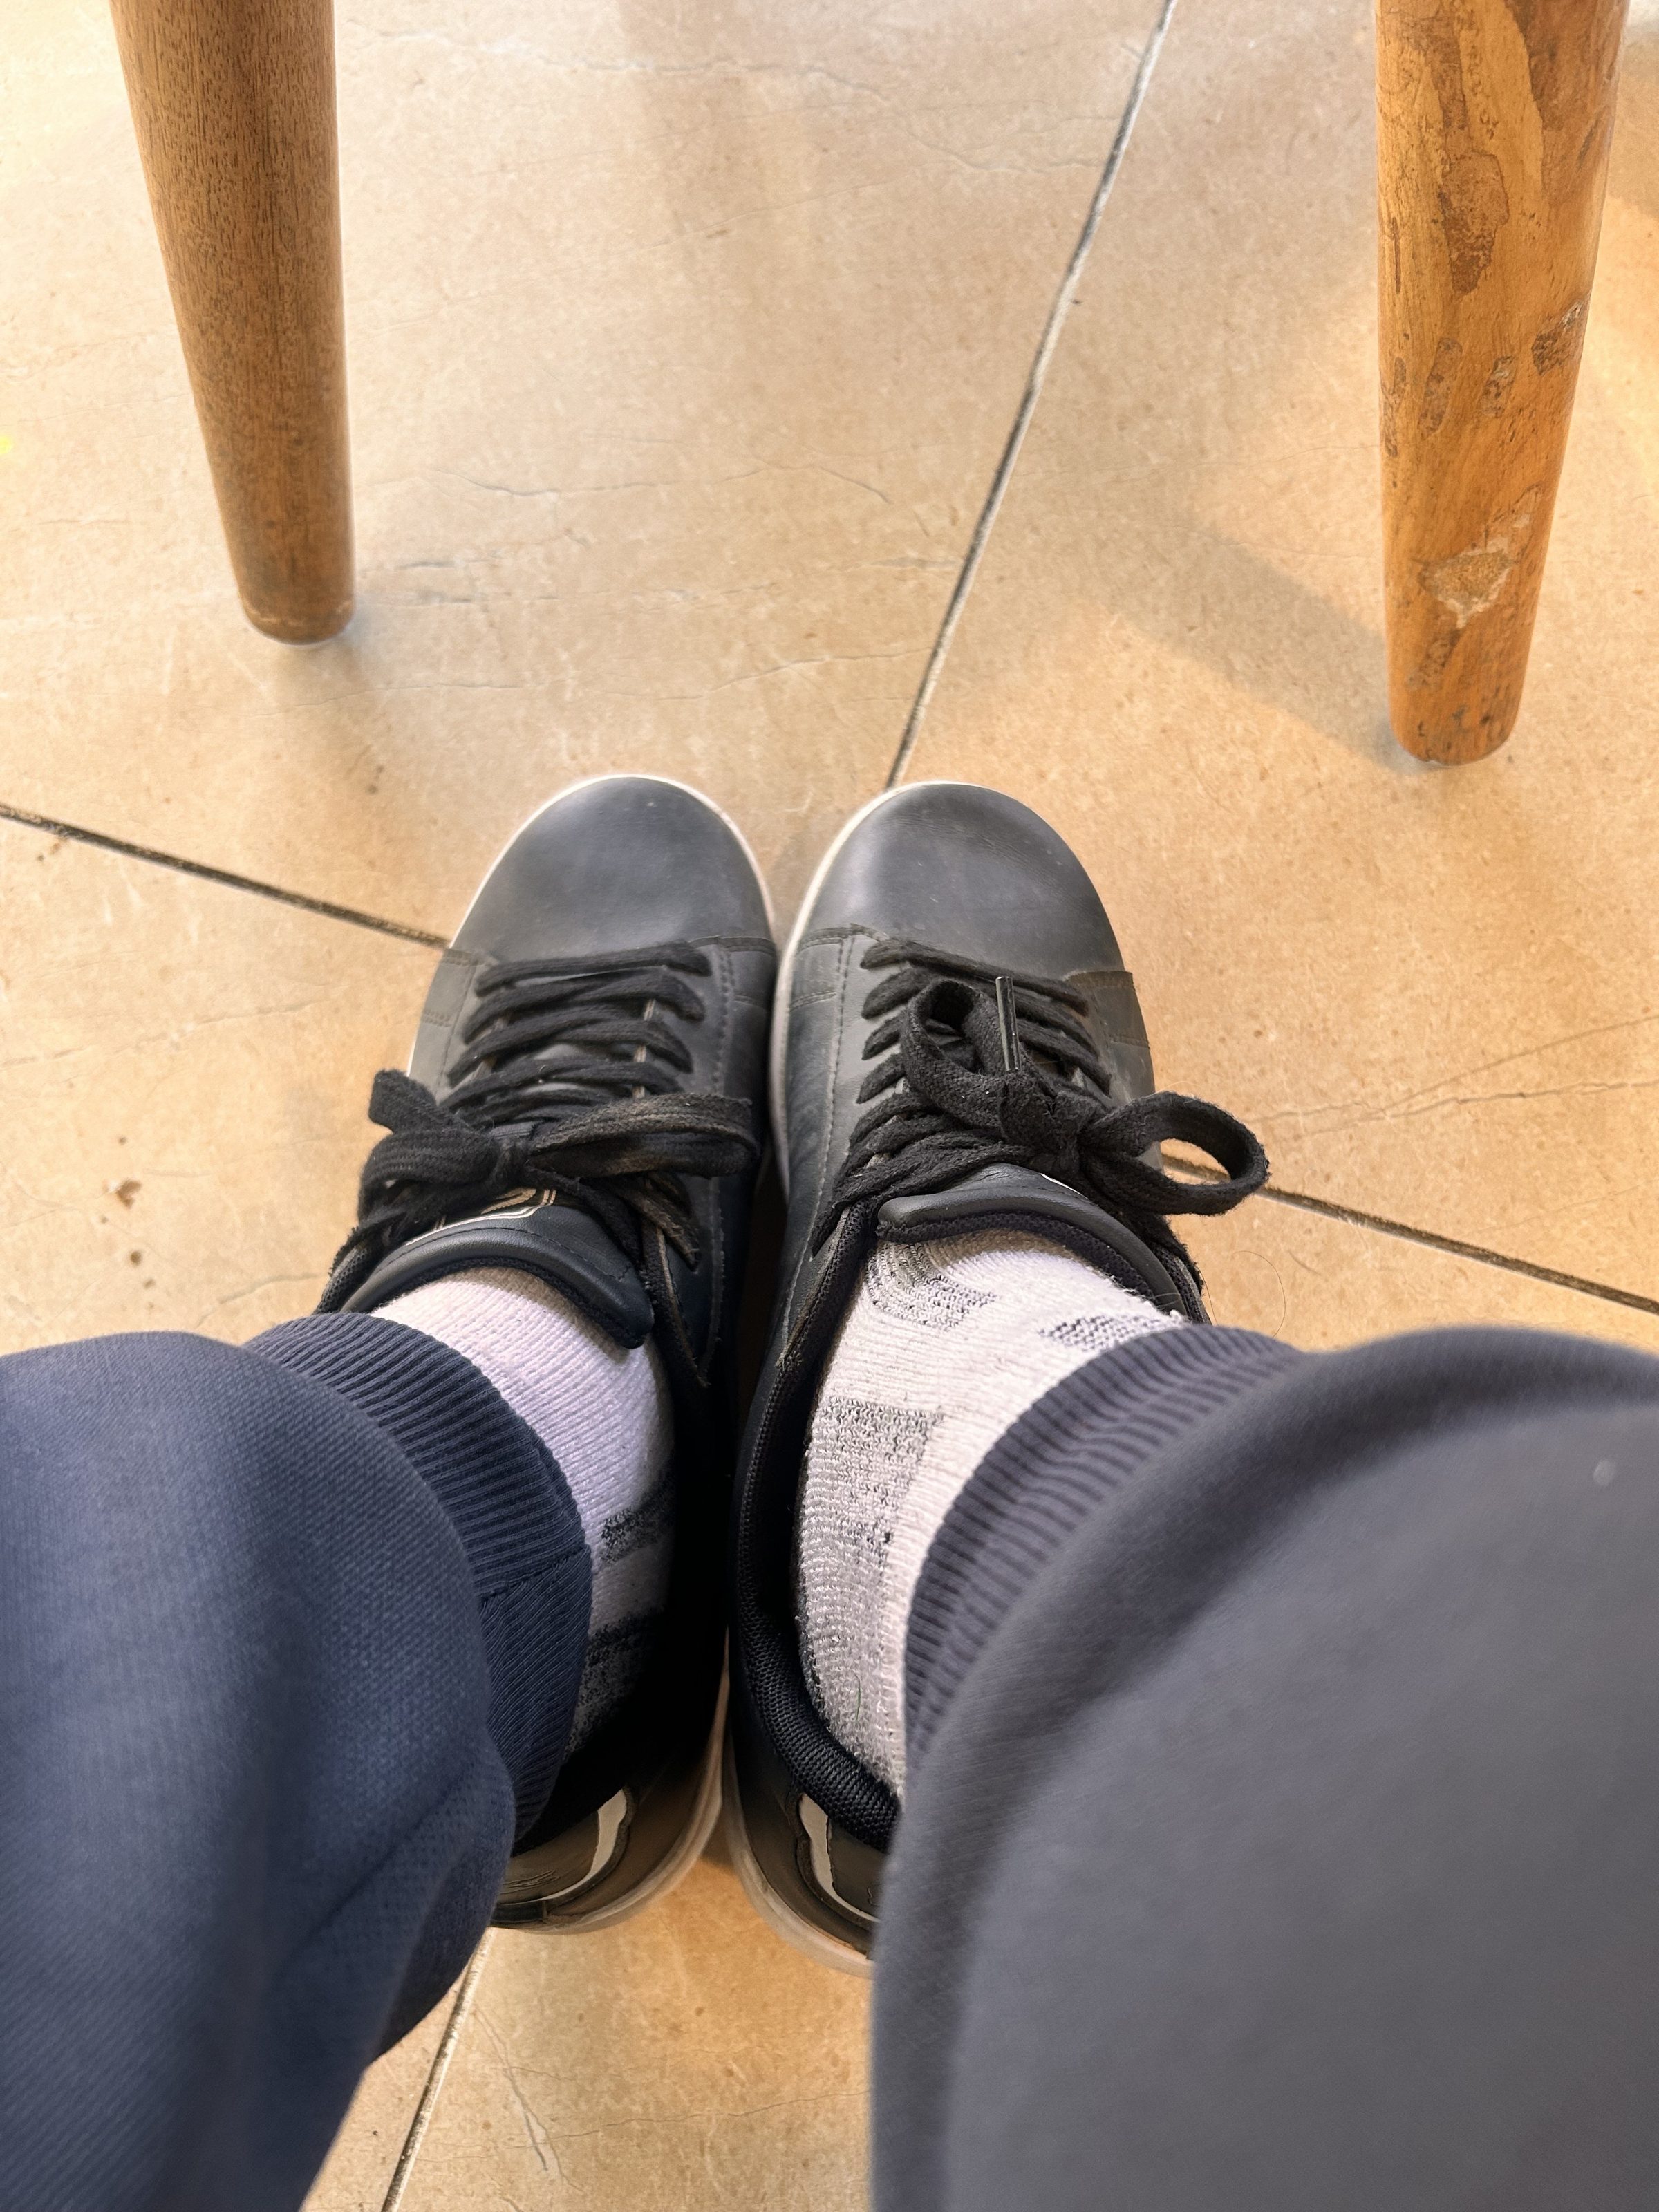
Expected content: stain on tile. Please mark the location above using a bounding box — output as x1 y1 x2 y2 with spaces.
0 821 429 1350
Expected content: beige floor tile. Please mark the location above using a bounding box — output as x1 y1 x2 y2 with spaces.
2 0 1163 932
304 2007 450 2212
1185 1197 1659 1356
396 1855 869 2211
0 818 429 1349
902 0 1659 1306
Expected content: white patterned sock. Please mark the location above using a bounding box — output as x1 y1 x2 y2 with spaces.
379 1267 673 1753
796 1232 1182 1795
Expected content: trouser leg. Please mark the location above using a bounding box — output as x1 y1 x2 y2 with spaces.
0 1324 587 2212
877 1325 1659 2211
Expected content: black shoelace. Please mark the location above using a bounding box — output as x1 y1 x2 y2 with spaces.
319 944 758 1311
810 939 1268 1268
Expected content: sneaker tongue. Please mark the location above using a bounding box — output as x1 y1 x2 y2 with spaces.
874 1163 1194 1316
339 1196 655 1347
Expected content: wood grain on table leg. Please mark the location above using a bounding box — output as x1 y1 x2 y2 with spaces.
111 0 354 643
1377 0 1627 762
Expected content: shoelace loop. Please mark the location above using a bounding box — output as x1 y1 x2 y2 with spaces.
811 944 1267 1260
321 944 758 1309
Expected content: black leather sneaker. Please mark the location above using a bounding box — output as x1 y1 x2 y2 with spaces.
319 775 776 1931
726 781 1265 1969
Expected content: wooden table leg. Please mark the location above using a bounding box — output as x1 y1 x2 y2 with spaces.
1377 0 1627 762
111 0 353 643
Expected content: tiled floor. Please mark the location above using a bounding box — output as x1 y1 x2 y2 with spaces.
8 0 1659 2202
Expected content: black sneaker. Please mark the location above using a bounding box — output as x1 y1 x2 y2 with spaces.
319 775 776 1931
726 782 1265 1969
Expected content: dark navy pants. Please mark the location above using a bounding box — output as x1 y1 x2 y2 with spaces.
6 1315 1659 2211
882 1322 1659 2210
0 1315 590 2212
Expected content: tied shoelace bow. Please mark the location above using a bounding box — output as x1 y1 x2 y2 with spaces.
319 944 758 1311
812 941 1268 1262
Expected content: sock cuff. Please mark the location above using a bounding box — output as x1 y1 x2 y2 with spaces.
250 1313 592 1835
903 1324 1303 1776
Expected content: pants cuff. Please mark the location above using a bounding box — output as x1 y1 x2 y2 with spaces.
904 1325 1302 1775
251 1313 592 1837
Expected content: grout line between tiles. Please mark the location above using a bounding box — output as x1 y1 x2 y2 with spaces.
0 800 447 948
1255 1183 1659 1320
1172 1152 1659 1319
19 812 1651 1320
883 0 1179 789
379 1934 494 2212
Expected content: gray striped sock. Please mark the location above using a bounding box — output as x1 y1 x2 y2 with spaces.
796 1232 1181 1795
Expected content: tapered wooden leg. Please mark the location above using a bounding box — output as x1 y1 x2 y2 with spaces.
111 0 353 641
1377 0 1626 762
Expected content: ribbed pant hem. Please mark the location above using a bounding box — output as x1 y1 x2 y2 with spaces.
250 1313 592 1835
904 1326 1302 1774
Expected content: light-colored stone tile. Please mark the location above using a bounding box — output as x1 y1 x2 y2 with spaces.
1185 1197 1659 1356
396 1855 870 2212
0 818 430 1349
1 0 1163 931
304 2008 449 2212
903 0 1659 1306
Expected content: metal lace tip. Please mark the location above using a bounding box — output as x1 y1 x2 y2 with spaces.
994 975 1023 1071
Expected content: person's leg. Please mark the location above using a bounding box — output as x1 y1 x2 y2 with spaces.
1 775 774 2211
729 780 1268 1953
738 780 1659 2201
0 1320 580 2212
877 1321 1659 2211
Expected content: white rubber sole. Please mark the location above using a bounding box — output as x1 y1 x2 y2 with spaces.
720 1736 874 1978
769 779 986 1192
537 1674 729 1936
